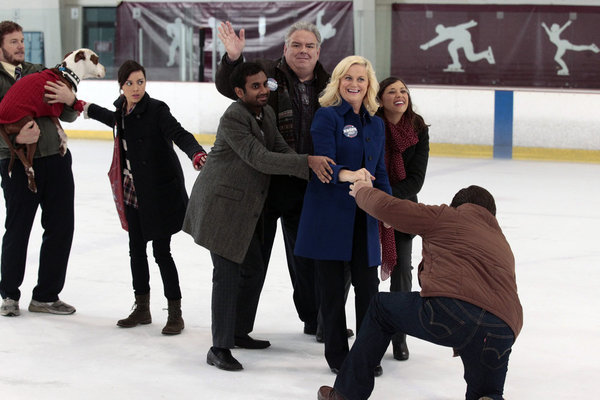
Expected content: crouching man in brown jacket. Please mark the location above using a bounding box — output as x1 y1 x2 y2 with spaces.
318 183 523 400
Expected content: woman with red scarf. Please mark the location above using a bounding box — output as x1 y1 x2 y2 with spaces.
376 77 429 361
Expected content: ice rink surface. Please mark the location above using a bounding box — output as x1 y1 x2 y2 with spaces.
1 139 598 399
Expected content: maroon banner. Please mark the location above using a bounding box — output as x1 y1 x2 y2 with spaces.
391 4 600 89
116 2 354 82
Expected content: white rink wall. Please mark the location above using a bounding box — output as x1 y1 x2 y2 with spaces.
67 80 600 160
70 80 232 138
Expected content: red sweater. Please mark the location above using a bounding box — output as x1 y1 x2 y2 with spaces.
355 187 523 338
0 69 66 124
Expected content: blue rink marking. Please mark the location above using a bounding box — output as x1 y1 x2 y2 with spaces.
494 90 514 159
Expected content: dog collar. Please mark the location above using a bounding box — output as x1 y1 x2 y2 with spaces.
55 64 80 92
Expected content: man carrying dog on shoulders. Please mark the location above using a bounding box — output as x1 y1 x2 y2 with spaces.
184 61 334 371
0 20 79 317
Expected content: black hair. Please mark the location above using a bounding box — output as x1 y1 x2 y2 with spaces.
376 76 428 132
118 60 146 88
450 185 497 216
230 62 266 93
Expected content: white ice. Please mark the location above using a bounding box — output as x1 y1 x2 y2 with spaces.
1 139 599 399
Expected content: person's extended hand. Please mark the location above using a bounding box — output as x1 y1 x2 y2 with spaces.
338 167 374 183
217 21 245 62
15 120 40 144
349 179 373 198
308 155 335 183
193 151 207 171
44 81 76 106
352 168 375 183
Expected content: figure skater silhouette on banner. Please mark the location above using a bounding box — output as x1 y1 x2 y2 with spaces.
541 20 599 76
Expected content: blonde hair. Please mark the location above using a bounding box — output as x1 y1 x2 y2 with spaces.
319 55 379 116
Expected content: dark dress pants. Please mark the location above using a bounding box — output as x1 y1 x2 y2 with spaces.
334 292 514 400
125 206 181 300
389 231 413 293
262 176 318 327
315 210 379 369
0 152 74 302
210 227 267 348
389 230 413 345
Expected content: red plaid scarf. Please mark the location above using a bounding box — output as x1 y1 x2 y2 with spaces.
379 116 419 280
123 173 138 209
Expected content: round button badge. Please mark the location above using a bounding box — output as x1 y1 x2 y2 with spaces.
343 125 358 138
267 78 278 91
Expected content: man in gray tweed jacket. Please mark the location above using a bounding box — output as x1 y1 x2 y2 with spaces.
183 61 333 371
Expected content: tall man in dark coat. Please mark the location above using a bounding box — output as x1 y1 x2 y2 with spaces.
183 62 333 371
215 21 330 336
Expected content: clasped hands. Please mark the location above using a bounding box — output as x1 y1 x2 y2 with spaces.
346 168 374 198
347 169 392 229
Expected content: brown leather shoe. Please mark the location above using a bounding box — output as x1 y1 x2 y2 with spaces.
317 386 345 400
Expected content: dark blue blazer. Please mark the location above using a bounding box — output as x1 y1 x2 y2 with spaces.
295 99 391 266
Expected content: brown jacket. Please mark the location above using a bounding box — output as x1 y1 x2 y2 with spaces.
355 187 523 337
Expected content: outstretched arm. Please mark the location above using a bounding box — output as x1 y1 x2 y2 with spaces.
541 22 550 36
457 20 477 30
420 32 446 50
559 20 572 33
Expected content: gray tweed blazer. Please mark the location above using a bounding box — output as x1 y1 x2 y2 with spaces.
183 100 309 263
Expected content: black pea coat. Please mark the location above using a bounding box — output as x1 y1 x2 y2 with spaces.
88 92 203 241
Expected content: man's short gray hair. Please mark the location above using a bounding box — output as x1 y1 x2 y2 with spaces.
285 21 322 48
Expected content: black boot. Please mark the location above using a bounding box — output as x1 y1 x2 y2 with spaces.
117 293 151 328
162 298 184 335
392 333 409 361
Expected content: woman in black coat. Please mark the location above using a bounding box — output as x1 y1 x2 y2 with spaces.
85 60 206 335
376 77 429 360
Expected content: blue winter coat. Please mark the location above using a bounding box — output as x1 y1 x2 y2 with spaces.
294 99 392 266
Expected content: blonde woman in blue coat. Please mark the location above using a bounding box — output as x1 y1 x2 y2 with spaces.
295 55 391 376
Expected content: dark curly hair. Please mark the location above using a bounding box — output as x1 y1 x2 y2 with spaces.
230 62 265 93
450 185 496 216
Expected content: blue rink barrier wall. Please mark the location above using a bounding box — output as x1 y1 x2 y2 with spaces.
66 81 600 164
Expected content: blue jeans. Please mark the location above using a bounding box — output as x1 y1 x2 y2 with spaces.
334 292 514 400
